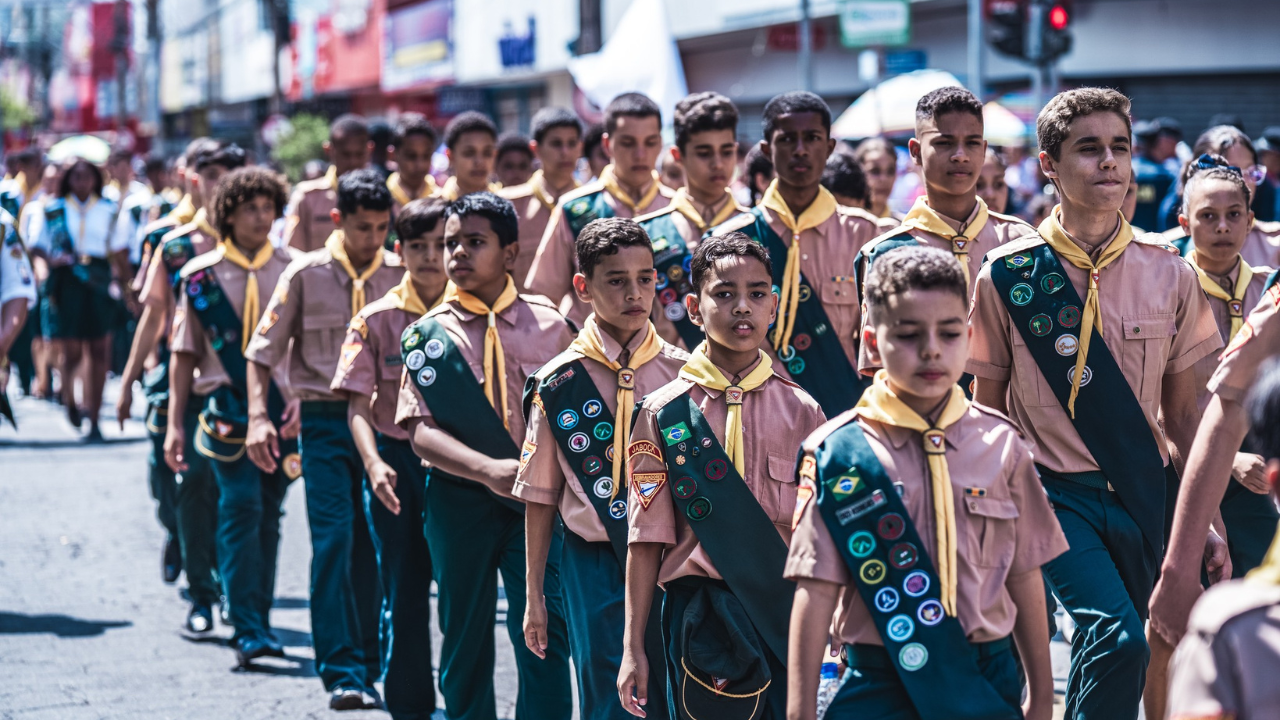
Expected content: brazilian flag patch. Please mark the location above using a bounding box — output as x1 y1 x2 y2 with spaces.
662 422 692 446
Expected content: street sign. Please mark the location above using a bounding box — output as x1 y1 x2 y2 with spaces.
839 0 911 48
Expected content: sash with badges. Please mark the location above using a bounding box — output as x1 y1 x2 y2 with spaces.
562 190 614 239
41 200 77 266
855 228 923 291
636 211 702 348
808 422 1020 720
181 265 300 479
140 234 199 438
524 354 630 565
992 244 1167 555
653 394 794 661
715 207 865 415
401 317 524 512
0 190 18 220
140 222 177 268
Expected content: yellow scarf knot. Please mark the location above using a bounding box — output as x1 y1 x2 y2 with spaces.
326 230 385 320
856 370 968 616
168 194 197 225
668 188 743 234
218 238 275 351
759 179 838 354
901 196 990 287
387 172 438 206
677 343 775 476
386 272 446 317
444 276 519 429
1189 253 1253 341
192 207 219 242
599 164 662 214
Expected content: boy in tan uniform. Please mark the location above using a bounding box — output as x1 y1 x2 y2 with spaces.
966 88 1225 719
495 132 535 189
500 107 583 288
165 166 298 667
285 114 373 252
618 233 826 720
245 168 403 710
635 92 746 350
434 111 501 202
386 113 439 211
786 246 1065 720
517 217 687 720
396 192 573 720
527 93 674 325
332 199 449 719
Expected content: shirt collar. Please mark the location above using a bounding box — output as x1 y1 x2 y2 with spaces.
761 203 832 238
874 408 971 450
449 295 521 327
592 322 647 365
694 354 767 400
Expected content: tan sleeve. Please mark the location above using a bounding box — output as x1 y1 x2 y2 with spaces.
284 188 309 251
1208 295 1280 402
1167 259 1226 375
138 249 174 313
170 289 206 359
784 454 854 585
525 205 575 305
966 263 1014 381
244 266 302 368
511 402 567 506
330 317 377 397
1006 438 1069 574
1166 629 1240 720
395 365 432 428
626 404 677 546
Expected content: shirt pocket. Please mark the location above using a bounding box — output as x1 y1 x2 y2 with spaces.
1120 312 1176 402
819 277 858 306
1010 331 1058 407
959 493 1020 569
765 451 799 527
301 311 349 371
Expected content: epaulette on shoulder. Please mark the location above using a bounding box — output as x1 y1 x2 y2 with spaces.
801 409 862 455
295 176 334 195
968 402 1023 437
532 348 585 383
987 210 1036 231
641 376 696 413
658 342 691 362
1255 219 1280 235
986 232 1046 260
499 183 535 201
141 216 178 238
710 211 756 235
657 183 678 200
835 205 881 226
179 250 223 279
160 221 198 245
1187 580 1280 636
864 224 917 250
1132 232 1187 257
519 293 562 313
558 181 606 207
381 251 404 268
634 204 678 225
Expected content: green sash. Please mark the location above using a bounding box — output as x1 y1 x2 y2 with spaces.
142 231 201 433
992 243 1168 554
811 420 1020 720
401 317 524 512
523 353 630 566
562 190 614 238
140 220 178 268
636 211 703 348
1168 234 1192 258
42 200 76 265
715 207 866 415
1264 268 1280 293
0 190 19 220
855 227 921 290
653 393 794 662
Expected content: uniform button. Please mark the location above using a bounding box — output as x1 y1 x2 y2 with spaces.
1133 326 1140 334
802 254 809 260
969 500 978 510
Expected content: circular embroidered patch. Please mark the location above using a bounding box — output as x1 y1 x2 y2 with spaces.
557 410 579 430
874 587 900 613
593 422 613 441
917 599 944 626
1009 283 1034 306
673 476 697 499
704 459 728 481
793 333 812 351
593 477 613 498
583 400 603 418
900 643 928 672
848 531 876 558
1058 305 1081 328
877 513 906 541
686 497 712 521
903 570 930 597
1055 334 1079 356
1029 313 1053 337
664 302 686 321
405 349 426 371
1068 364 1093 387
787 358 806 375
609 500 628 519
859 559 887 585
886 614 915 642
889 542 918 570
424 338 445 359
416 367 437 387
582 456 603 476
1041 272 1066 294
568 433 590 452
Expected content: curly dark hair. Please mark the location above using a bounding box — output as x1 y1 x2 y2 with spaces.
576 217 652 278
691 231 772 294
211 166 289 239
864 245 967 324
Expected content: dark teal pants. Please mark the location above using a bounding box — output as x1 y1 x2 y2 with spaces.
300 402 381 692
1040 476 1157 720
425 471 573 720
1220 479 1280 577
147 426 179 539
177 399 220 607
210 444 292 644
364 436 436 720
825 640 1020 719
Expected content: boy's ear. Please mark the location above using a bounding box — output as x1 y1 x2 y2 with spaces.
330 208 343 225
502 240 518 271
686 293 703 327
572 272 592 304
768 288 779 326
862 325 881 366
1267 459 1280 505
1039 150 1058 181
322 140 332 156
1178 214 1190 234
908 138 922 166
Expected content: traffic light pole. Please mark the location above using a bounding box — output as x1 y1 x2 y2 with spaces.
968 0 984 99
1027 0 1046 112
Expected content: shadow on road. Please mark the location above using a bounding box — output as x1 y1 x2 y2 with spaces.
0 611 132 637
272 596 310 609
0 437 149 449
270 627 313 648
233 655 317 678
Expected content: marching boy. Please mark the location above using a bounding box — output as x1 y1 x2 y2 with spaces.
618 232 826 720
500 107 583 288
517 217 687 720
786 246 1066 720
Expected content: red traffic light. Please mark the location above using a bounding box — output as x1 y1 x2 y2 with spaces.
1049 4 1070 30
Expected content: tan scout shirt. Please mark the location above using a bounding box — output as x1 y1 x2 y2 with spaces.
512 327 688 541
245 248 403 401
394 294 575 499
526 180 674 325
500 172 576 290
1208 283 1280 404
1191 262 1271 412
967 231 1223 474
1241 220 1280 269
1167 579 1280 720
784 406 1068 646
284 175 338 253
330 295 418 440
171 247 295 397
139 225 218 339
625 361 827 583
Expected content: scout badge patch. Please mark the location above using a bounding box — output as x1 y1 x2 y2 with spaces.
632 472 668 510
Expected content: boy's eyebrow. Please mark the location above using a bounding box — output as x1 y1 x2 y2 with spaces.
747 279 771 288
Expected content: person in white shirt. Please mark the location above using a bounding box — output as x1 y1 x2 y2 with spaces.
0 208 35 394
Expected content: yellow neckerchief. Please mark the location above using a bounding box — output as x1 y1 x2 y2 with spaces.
759 179 839 353
568 315 664 499
529 170 580 212
667 187 742 234
168 193 196 224
443 275 520 429
1038 208 1135 418
677 343 775 477
218 237 275 351
1246 524 1280 585
385 272 446 317
192 207 219 240
437 176 502 202
856 370 968 616
325 230 385 319
324 165 338 189
1188 252 1254 341
387 172 438 206
599 164 662 214
901 196 990 287
65 194 100 247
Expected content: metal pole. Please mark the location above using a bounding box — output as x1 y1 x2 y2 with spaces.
115 0 129 131
798 0 813 92
967 0 984 98
1027 0 1046 114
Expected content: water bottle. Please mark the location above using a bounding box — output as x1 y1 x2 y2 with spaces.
816 661 843 719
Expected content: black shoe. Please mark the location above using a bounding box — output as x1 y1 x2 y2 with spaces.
362 687 384 710
85 424 104 443
162 537 181 584
262 635 285 658
329 687 365 711
185 603 214 634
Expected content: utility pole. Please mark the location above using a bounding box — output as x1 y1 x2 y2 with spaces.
798 0 813 92
113 0 129 131
146 0 162 148
1026 0 1045 114
967 0 984 98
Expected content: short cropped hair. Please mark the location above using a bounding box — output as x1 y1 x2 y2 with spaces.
1247 358 1280 461
762 91 831 142
1181 153 1252 217
182 137 220 167
916 86 984 125
582 122 606 160
193 142 247 173
211 166 289 238
107 149 133 167
575 218 653 278
674 92 739 151
336 167 393 215
854 137 897 167
822 152 868 204
330 113 370 140
864 246 968 323
143 156 167 175
395 197 448 242
444 111 498 150
395 112 438 149
445 191 518 248
690 232 772 294
1037 88 1132 161
604 93 661 135
496 132 534 161
531 107 582 144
